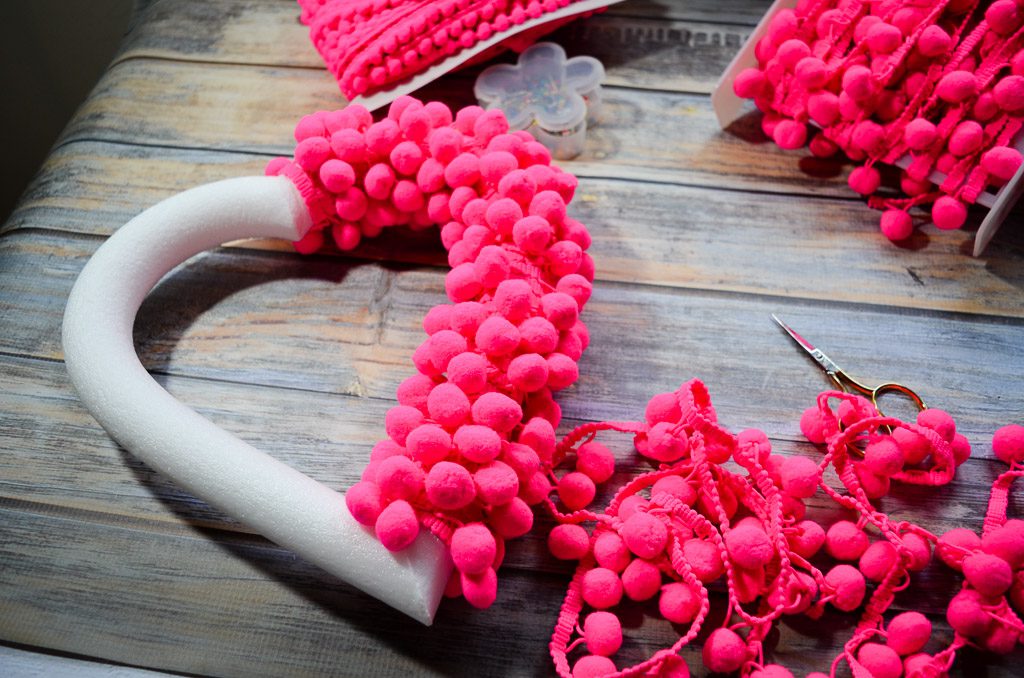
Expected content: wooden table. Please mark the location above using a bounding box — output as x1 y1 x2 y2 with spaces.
2 1 1023 675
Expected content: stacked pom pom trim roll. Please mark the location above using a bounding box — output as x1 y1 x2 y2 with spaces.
731 0 1024 242
267 96 593 610
298 0 595 100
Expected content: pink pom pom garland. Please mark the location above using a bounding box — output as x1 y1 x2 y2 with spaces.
297 0 603 100
270 96 592 610
731 1 1024 241
268 96 1024 674
543 382 986 677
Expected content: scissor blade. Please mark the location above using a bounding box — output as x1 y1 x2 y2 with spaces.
771 314 843 377
770 314 818 354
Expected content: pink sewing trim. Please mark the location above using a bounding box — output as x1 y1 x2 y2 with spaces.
929 423 1024 663
269 96 592 609
732 1 1024 240
297 0 599 99
545 384 973 677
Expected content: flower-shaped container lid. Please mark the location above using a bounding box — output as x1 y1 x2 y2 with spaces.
474 42 604 135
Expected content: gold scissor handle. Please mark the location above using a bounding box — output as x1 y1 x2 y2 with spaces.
870 382 927 416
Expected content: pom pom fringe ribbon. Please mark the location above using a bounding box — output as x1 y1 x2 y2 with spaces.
271 97 1024 674
298 0 602 100
731 0 1024 241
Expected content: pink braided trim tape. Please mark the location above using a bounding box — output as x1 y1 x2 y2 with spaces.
269 96 592 610
298 0 595 99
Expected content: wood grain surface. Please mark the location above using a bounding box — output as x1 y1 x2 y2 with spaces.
1 0 1023 676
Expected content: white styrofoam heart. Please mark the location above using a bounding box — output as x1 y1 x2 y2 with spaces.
62 176 452 624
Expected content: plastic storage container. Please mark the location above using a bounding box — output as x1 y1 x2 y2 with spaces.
475 42 604 160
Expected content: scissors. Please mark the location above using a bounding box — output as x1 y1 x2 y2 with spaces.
771 314 926 417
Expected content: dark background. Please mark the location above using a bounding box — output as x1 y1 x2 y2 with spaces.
1 1 133 223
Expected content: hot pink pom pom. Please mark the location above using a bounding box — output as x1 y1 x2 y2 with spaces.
572 655 616 678
593 532 631 572
683 538 724 582
375 499 419 551
880 210 913 241
294 137 331 171
918 25 951 57
795 56 828 89
725 522 773 569
488 496 533 538
659 582 700 624
866 22 902 54
848 166 881 195
365 119 401 157
963 551 1013 597
993 424 1024 464
346 480 384 526
826 520 870 561
621 557 661 601
857 643 902 678
703 628 747 674
621 512 668 559
842 64 877 101
558 471 596 511
444 153 481 188
948 121 984 157
931 196 967 230
987 0 1024 36
774 119 808 149
581 567 623 609
651 475 696 505
461 567 498 609
548 523 590 560
864 437 904 476
825 564 866 611
808 92 840 126
451 523 497 574
779 455 820 498
426 382 470 428
947 588 992 637
734 68 767 98
484 197 523 236
887 611 932 656
583 611 622 656
859 540 898 582
426 460 476 509
936 71 978 103
473 460 520 505
904 118 937 151
787 519 826 558
405 423 452 465
576 441 615 483
472 392 523 433
983 520 1024 573
982 147 1024 181
513 215 554 254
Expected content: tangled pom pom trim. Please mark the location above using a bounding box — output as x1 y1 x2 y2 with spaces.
269 96 591 610
545 383 974 677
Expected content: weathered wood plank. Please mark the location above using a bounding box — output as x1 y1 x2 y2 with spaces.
1 357 1021 676
9 499 929 678
115 0 751 95
0 644 176 678
1 346 1017 567
54 58 852 198
1 230 1021 439
7 145 1023 317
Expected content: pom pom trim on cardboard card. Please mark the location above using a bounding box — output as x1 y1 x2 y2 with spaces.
713 0 1024 255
